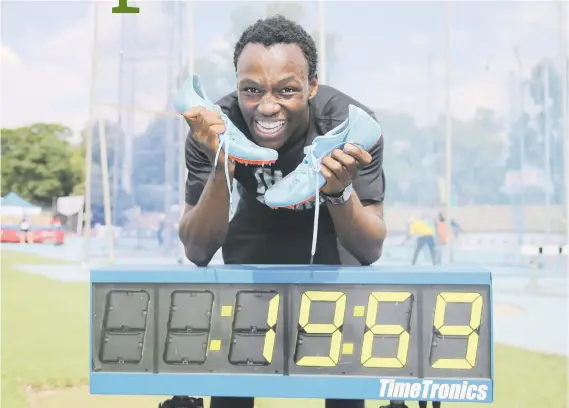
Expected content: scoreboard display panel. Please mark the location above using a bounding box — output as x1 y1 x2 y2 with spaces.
90 265 494 403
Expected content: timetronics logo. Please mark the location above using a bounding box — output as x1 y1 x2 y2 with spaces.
379 379 489 402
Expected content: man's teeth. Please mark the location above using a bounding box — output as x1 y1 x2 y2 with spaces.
256 121 285 133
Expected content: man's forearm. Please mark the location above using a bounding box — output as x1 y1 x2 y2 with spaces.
327 192 386 265
179 169 233 266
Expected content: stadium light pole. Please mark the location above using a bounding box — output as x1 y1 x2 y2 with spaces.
177 0 195 263
513 47 526 245
444 0 453 264
83 1 100 266
114 15 126 228
98 118 115 264
317 0 327 85
543 60 552 237
561 1 569 271
164 4 177 253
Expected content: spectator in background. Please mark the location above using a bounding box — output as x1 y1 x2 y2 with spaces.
401 214 438 265
157 213 166 248
436 212 463 240
19 216 30 244
435 213 463 263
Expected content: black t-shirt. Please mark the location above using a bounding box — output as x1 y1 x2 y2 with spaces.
185 85 385 266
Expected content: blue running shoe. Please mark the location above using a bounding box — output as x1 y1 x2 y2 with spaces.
263 104 382 262
174 74 278 166
174 74 278 210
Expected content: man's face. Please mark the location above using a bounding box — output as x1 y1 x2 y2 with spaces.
236 43 318 150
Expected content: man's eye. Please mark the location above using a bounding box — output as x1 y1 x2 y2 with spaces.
244 87 260 94
282 88 295 93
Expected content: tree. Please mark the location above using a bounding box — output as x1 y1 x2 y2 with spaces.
444 108 508 205
379 107 509 206
378 110 439 205
506 59 565 205
1 123 84 206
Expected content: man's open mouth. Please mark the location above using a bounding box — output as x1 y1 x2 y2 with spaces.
254 120 286 135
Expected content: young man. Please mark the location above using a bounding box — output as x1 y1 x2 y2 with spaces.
172 15 386 408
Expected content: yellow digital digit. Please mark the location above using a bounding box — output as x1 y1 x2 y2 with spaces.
361 292 413 368
295 291 347 367
262 293 280 363
228 291 280 366
431 292 483 369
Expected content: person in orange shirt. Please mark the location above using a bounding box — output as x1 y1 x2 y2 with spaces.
435 213 463 244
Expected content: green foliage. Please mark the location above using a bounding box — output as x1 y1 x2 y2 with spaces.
0 123 84 206
507 60 566 204
382 108 509 206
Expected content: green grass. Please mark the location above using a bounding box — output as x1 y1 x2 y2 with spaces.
1 251 89 408
1 249 567 408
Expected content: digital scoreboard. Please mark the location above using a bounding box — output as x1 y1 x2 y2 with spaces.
90 265 494 403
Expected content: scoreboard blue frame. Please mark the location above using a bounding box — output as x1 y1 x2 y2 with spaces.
90 265 494 403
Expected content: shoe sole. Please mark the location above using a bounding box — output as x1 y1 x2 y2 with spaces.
230 155 277 166
268 135 383 209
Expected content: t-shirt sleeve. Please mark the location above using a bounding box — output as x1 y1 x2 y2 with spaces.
185 131 212 206
352 112 386 205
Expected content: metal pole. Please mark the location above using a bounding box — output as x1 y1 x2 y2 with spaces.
98 119 115 264
543 60 552 237
122 15 136 197
508 70 523 248
188 0 194 76
427 54 434 156
444 0 453 264
317 0 327 85
177 0 194 263
427 54 436 205
514 47 526 242
164 5 176 253
560 0 569 272
83 2 100 266
114 18 125 228
178 117 186 264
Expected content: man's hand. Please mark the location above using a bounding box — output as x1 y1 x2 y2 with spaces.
320 143 372 196
182 106 234 173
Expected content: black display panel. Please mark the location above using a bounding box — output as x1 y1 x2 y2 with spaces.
91 284 491 379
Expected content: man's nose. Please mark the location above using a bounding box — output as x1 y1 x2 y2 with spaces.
257 93 281 116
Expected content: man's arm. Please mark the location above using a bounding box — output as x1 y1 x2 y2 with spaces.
327 196 386 265
178 133 233 266
320 125 387 265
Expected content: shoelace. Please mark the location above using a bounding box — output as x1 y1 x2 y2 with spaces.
298 141 363 265
213 137 232 216
212 113 234 219
294 145 324 265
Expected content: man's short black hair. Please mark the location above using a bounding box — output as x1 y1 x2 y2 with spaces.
233 15 318 80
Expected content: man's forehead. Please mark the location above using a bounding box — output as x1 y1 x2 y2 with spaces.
236 43 308 80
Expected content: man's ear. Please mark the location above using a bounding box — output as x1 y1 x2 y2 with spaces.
308 75 319 100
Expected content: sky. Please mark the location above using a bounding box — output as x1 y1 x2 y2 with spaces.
0 0 566 139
